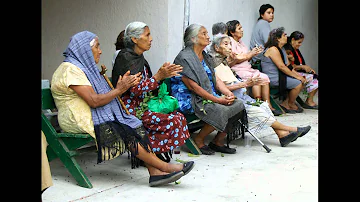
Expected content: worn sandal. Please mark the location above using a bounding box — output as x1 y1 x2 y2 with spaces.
302 103 318 110
182 161 195 175
280 105 296 114
208 142 236 154
199 145 215 155
149 171 184 187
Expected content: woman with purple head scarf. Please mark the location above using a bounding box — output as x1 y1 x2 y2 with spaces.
50 31 194 187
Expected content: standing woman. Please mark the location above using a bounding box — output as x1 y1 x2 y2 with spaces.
284 31 318 109
112 21 191 161
260 27 305 113
249 4 275 64
172 24 246 155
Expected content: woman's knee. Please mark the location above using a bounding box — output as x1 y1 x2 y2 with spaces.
295 83 304 90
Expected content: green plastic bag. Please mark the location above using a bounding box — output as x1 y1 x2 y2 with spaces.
147 82 179 114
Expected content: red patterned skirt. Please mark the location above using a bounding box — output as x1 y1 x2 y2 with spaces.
142 110 190 154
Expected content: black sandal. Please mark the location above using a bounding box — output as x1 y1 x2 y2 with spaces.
208 142 236 154
199 145 215 155
280 105 296 114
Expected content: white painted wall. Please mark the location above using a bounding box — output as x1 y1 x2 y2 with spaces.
42 0 318 81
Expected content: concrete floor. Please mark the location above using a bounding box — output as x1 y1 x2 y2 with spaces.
42 97 318 202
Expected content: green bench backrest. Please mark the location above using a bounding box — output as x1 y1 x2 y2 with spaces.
42 88 56 110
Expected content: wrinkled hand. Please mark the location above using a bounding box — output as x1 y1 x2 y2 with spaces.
238 81 249 88
116 71 141 93
154 62 183 81
219 94 235 106
244 79 254 87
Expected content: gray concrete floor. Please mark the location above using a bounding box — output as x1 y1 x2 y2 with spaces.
42 96 318 202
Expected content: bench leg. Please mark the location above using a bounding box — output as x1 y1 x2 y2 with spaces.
185 137 201 155
43 114 93 188
49 140 93 188
270 95 286 114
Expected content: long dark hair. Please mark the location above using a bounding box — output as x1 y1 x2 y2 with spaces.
114 30 125 50
264 27 285 49
287 31 304 44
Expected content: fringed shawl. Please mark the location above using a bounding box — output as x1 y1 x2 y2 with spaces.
62 31 144 163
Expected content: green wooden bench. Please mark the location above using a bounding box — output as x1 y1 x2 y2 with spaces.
250 62 285 114
42 88 94 188
42 85 202 189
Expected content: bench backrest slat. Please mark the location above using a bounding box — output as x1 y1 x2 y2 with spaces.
42 88 56 110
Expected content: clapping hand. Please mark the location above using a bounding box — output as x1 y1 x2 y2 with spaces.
116 70 142 92
154 62 183 81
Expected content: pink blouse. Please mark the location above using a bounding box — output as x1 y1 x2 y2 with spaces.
229 37 269 84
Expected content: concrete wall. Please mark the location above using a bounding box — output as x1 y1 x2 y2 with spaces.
42 0 318 81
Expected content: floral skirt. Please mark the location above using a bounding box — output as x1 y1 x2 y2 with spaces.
142 110 190 154
298 72 318 93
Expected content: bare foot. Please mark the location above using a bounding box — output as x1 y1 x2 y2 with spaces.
193 136 205 149
305 101 317 107
288 103 299 110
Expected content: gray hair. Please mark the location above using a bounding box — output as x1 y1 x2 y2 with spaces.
209 33 229 56
183 23 204 47
212 22 227 35
123 21 148 48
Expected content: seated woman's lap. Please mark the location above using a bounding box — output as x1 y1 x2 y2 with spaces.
269 76 301 89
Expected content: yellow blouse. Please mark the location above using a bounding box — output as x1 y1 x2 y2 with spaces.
50 62 95 138
50 62 125 161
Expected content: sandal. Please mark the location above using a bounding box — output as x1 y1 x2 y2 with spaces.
199 145 215 155
182 161 195 175
294 102 304 113
302 103 318 110
271 109 283 116
149 171 184 187
280 105 296 114
208 142 236 154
